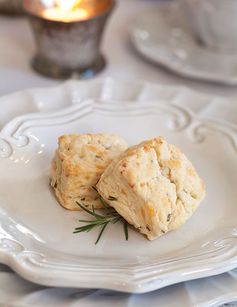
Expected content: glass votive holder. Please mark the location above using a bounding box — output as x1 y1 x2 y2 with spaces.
0 0 23 15
23 0 115 79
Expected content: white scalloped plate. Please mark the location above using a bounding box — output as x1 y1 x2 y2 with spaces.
130 3 237 85
0 79 237 293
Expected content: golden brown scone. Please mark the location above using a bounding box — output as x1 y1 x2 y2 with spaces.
50 134 128 210
97 137 205 240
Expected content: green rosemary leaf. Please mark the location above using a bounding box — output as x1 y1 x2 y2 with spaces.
108 196 117 201
99 196 110 209
91 186 98 193
73 224 95 233
74 191 130 244
76 202 105 219
78 219 102 224
95 223 108 244
112 216 121 224
75 222 102 229
91 186 110 209
123 220 129 241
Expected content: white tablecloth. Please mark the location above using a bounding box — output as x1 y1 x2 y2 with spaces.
0 0 237 305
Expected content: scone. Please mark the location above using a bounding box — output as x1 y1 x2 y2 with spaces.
97 137 205 240
50 134 128 210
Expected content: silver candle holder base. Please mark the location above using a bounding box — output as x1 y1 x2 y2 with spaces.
0 0 23 15
32 52 106 79
23 0 114 79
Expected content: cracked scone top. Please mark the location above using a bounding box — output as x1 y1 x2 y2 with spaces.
97 137 206 240
50 134 128 210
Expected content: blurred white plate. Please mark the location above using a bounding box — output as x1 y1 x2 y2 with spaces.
0 79 237 293
0 269 237 307
130 3 237 85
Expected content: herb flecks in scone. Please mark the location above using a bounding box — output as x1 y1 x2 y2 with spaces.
97 137 205 240
50 134 128 210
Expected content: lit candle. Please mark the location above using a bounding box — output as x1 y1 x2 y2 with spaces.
26 0 113 23
23 0 115 79
41 0 90 22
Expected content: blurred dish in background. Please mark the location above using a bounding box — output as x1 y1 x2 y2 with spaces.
179 0 237 51
130 2 237 85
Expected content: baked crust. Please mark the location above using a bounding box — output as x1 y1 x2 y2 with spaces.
97 137 206 240
50 134 128 210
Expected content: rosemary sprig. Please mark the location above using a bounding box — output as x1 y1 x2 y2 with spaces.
91 186 109 209
123 219 129 240
73 191 129 244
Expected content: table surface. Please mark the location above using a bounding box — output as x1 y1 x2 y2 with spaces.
0 0 237 305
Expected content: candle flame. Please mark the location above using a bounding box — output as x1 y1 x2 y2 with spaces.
41 0 90 22
55 0 82 11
